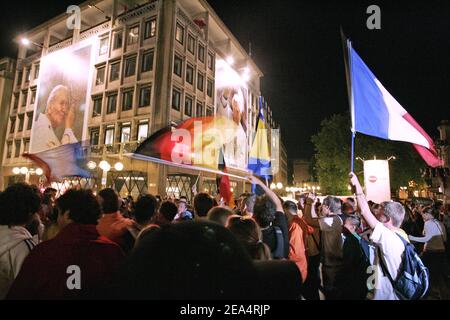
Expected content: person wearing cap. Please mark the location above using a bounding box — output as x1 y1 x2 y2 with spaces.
174 198 193 221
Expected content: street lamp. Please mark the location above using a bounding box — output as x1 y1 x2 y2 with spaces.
276 183 283 190
20 167 29 175
270 183 276 190
12 167 21 175
20 37 44 49
114 162 124 171
87 161 97 170
35 168 43 176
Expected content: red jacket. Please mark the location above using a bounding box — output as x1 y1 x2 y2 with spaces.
6 223 125 300
288 216 314 283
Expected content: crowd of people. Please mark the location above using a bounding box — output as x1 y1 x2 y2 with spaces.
0 172 449 300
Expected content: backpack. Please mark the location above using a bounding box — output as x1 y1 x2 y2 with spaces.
271 226 285 259
379 234 429 300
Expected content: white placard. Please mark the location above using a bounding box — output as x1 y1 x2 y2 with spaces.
364 160 391 203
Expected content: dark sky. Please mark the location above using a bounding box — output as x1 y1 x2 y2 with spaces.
1 0 449 160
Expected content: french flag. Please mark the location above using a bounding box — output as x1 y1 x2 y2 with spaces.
350 46 443 168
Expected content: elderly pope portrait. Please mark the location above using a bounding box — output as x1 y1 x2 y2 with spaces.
30 85 78 153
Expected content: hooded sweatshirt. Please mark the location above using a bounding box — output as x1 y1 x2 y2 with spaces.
0 225 35 299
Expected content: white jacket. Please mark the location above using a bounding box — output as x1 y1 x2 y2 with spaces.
0 225 35 299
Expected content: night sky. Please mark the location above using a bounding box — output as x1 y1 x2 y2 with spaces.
1 0 449 161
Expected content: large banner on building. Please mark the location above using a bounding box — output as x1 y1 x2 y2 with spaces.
215 59 248 170
364 160 391 203
30 42 93 153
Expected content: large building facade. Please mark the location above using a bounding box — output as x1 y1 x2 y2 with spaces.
1 0 283 200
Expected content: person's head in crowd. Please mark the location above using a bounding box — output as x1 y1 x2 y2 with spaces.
112 221 258 299
240 193 256 217
159 201 178 223
0 183 42 227
321 196 342 216
377 201 406 228
207 207 233 226
134 194 158 226
177 198 188 214
180 196 188 204
283 200 299 216
237 193 249 213
343 215 361 234
155 195 162 203
227 216 271 261
253 195 276 228
193 193 214 218
44 187 57 204
98 188 120 214
420 207 439 222
345 197 357 212
342 202 355 215
56 189 100 228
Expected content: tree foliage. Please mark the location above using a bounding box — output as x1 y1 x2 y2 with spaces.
312 113 425 195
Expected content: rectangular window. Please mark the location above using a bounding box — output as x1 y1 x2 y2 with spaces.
122 89 134 111
13 93 19 109
137 121 149 142
14 140 21 158
9 117 16 134
207 79 213 97
196 102 204 117
21 90 28 106
113 31 123 50
25 68 31 83
184 96 193 117
107 93 117 114
174 55 183 77
120 123 131 143
90 128 100 146
30 89 36 105
144 19 157 39
207 53 214 70
6 141 13 158
17 71 22 86
124 56 137 77
172 88 181 111
128 25 139 45
18 115 24 132
110 61 120 81
197 72 204 92
104 126 115 145
96 66 106 85
198 44 205 63
206 106 214 116
23 139 30 154
92 96 103 117
99 37 109 55
26 112 33 130
175 23 184 45
141 50 154 72
187 34 195 54
139 86 151 108
186 64 194 85
34 64 40 79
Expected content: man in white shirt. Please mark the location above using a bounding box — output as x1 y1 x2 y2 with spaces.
350 172 407 300
30 85 78 153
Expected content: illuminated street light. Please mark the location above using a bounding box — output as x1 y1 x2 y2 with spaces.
87 161 97 170
270 183 276 190
20 167 29 175
317 186 321 191
277 183 283 190
230 187 234 192
226 56 234 65
35 168 43 176
12 167 21 174
21 38 30 46
286 187 291 192
99 160 111 172
114 162 124 171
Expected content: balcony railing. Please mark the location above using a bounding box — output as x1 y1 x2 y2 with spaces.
88 141 141 157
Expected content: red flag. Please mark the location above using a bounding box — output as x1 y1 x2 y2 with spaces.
217 149 235 208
